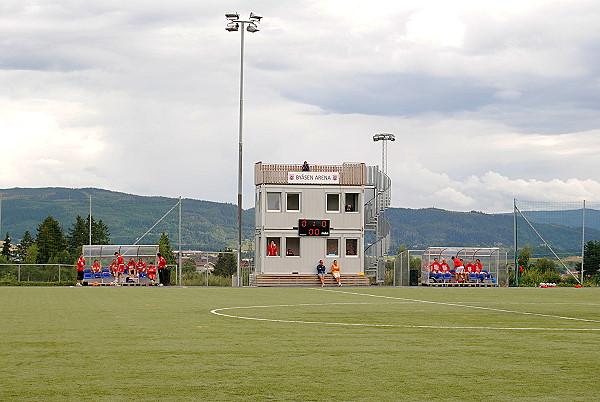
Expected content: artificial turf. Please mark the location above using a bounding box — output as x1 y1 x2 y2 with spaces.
1 286 598 401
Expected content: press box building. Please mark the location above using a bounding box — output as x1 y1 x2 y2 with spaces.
253 162 391 284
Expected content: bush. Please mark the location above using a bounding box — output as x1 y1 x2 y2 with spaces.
520 269 562 287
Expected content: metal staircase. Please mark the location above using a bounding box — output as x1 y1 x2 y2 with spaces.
364 166 392 283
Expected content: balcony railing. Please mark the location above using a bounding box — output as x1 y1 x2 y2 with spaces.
254 162 366 185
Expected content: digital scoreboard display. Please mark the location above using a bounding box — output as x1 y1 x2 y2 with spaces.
298 219 330 236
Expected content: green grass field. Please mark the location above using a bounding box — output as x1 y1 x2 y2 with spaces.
1 286 599 401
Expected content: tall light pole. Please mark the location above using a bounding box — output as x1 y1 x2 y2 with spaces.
372 133 395 176
226 12 262 287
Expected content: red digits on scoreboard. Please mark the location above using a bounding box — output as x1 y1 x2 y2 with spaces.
301 220 306 227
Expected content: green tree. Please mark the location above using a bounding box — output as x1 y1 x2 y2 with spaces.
182 259 197 274
518 245 533 271
158 232 176 265
36 216 67 264
67 215 88 257
1 232 13 261
583 240 600 279
520 257 562 286
25 244 39 264
214 249 236 277
90 216 110 245
14 231 35 263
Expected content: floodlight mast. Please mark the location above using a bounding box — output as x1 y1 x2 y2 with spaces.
372 133 395 176
225 12 262 287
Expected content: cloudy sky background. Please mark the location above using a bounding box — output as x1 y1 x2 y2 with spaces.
1 0 599 212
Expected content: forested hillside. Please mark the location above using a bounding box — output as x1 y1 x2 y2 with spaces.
0 188 253 250
1 188 596 254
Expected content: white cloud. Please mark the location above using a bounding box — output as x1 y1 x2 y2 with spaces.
0 0 599 213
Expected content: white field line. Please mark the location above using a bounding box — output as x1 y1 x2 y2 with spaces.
210 301 600 332
315 289 600 324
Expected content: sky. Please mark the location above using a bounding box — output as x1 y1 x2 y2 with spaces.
1 0 599 213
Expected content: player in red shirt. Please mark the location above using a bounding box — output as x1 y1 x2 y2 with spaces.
429 258 441 274
91 259 102 274
114 252 125 284
474 259 483 273
127 258 137 277
157 252 168 285
147 264 157 282
452 256 466 282
440 259 451 273
76 253 86 286
109 259 117 276
136 258 147 275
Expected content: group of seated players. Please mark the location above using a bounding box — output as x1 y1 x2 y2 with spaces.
89 258 157 281
427 257 493 283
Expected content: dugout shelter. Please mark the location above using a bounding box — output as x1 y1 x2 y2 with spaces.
422 247 500 286
81 245 160 285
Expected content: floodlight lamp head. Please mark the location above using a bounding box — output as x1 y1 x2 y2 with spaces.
250 12 263 22
225 12 239 20
247 24 259 33
226 22 239 32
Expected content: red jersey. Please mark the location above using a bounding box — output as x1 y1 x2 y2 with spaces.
267 244 278 256
465 264 474 273
109 262 117 272
452 258 463 268
116 253 125 272
77 257 85 271
157 256 167 269
147 265 157 279
91 263 101 273
440 263 450 272
474 262 482 272
430 262 441 273
137 261 147 273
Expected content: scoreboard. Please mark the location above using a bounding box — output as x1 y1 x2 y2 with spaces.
298 219 330 236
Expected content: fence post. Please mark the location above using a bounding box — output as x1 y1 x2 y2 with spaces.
18 264 21 282
58 264 61 283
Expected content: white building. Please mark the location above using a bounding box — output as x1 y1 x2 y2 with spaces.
253 162 390 281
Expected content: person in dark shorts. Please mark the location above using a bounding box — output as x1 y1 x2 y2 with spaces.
316 259 326 287
76 253 85 286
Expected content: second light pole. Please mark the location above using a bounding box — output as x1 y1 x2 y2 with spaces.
226 12 262 287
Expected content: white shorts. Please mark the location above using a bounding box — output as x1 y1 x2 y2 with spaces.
455 267 465 273
333 272 340 278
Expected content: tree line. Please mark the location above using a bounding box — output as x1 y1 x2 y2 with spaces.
0 215 110 265
517 241 600 286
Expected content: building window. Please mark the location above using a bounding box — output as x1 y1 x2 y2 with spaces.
345 239 358 256
286 193 300 212
326 193 340 212
286 237 300 256
266 237 280 257
326 238 339 257
345 193 359 212
267 192 281 211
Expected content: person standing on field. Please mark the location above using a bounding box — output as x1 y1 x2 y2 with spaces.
331 259 342 287
76 253 85 286
114 251 125 284
157 252 168 285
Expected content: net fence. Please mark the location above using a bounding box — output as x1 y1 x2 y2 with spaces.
515 199 600 283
